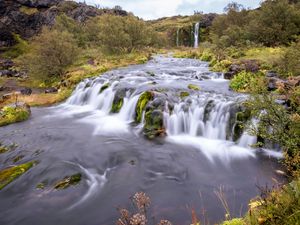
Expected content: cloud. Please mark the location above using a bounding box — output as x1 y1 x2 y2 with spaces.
78 0 261 20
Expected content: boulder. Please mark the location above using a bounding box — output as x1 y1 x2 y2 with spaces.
45 87 58 94
20 87 32 95
0 59 14 69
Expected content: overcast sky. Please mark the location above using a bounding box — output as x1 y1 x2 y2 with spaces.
77 0 261 20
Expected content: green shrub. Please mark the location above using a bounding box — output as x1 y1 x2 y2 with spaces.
3 34 29 58
200 49 215 61
211 59 232 72
222 218 244 225
277 41 300 77
20 28 79 81
229 71 264 92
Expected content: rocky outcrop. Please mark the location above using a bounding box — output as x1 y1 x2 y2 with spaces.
0 0 128 47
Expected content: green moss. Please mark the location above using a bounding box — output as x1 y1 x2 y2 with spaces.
211 59 233 72
0 162 35 190
135 91 154 123
54 173 82 190
99 83 110 93
111 98 124 113
188 84 200 91
0 145 8 154
13 155 24 163
36 182 46 190
229 71 264 92
144 109 165 139
180 91 190 98
137 56 148 64
222 218 244 225
0 106 30 127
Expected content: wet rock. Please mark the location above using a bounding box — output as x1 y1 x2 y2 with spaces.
135 91 154 123
143 109 166 139
188 84 200 91
232 107 251 142
45 87 58 94
111 89 126 113
203 100 215 122
0 102 31 127
0 162 35 190
20 87 32 95
54 173 82 190
242 60 260 73
180 92 190 99
224 71 235 80
99 83 110 93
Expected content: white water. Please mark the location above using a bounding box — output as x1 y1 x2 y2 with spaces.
52 56 280 162
194 22 200 48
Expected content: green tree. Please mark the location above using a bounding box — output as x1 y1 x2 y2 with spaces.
22 28 79 81
247 0 300 46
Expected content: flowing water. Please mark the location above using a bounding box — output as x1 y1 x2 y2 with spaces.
0 56 284 225
194 22 200 48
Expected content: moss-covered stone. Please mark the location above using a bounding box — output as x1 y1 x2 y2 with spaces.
232 108 252 142
54 173 82 190
180 91 190 99
0 162 35 190
0 145 8 154
143 109 166 139
111 89 126 113
99 83 110 93
13 155 24 163
0 104 31 127
204 100 215 122
36 182 46 190
135 91 154 123
188 84 201 91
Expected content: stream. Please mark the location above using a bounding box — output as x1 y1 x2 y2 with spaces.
0 56 284 225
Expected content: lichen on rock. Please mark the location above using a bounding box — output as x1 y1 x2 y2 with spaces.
188 84 201 91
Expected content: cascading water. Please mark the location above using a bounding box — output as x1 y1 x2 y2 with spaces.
54 56 272 162
194 22 200 48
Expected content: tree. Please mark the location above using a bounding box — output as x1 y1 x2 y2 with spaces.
247 0 300 46
21 28 79 81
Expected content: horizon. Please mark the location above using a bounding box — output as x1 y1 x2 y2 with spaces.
75 0 261 20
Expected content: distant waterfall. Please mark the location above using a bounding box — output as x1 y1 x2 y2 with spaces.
194 22 200 48
176 28 180 47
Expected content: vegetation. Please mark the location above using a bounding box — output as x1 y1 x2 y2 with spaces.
0 162 35 190
54 173 82 190
0 104 31 127
135 91 154 123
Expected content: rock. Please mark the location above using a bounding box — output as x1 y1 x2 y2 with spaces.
266 71 278 78
0 162 35 190
111 88 126 113
180 92 190 99
135 91 154 123
242 60 260 73
267 77 279 91
20 87 32 95
0 59 14 69
224 71 235 80
143 109 166 139
45 87 58 94
0 70 17 77
54 173 81 190
188 84 200 91
203 100 215 122
99 83 110 93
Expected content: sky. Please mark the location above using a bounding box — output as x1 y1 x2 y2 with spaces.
76 0 262 20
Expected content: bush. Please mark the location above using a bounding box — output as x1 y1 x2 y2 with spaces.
277 40 300 77
21 28 79 81
229 71 264 92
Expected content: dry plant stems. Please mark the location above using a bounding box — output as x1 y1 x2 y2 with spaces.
116 192 173 225
214 186 231 220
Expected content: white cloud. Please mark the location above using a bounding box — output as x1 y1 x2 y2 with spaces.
78 0 261 20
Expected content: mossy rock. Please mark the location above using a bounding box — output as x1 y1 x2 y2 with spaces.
222 218 244 225
0 104 31 127
135 91 154 123
0 145 8 154
188 84 201 91
143 109 166 139
203 100 215 122
0 162 35 190
99 83 110 93
111 89 126 113
180 91 190 99
233 122 244 142
54 173 82 190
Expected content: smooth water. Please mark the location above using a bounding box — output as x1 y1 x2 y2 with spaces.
0 56 284 225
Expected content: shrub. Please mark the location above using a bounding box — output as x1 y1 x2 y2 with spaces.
21 28 79 81
229 71 264 92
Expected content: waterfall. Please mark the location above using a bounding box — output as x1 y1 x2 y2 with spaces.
54 56 260 160
194 22 200 48
176 28 180 47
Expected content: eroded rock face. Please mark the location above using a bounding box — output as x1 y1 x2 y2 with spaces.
0 0 128 47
